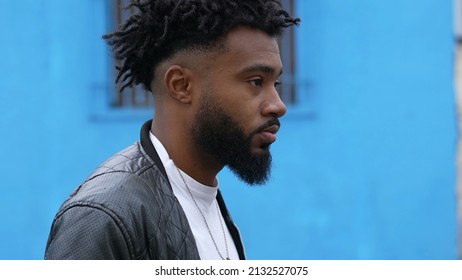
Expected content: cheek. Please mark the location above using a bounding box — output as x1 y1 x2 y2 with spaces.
233 103 264 136
208 81 263 133
239 116 263 140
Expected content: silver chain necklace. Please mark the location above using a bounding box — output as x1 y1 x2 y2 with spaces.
175 166 230 260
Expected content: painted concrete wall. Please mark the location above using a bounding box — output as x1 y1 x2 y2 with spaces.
0 0 458 259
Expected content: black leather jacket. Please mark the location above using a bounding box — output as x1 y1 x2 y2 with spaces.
45 120 246 260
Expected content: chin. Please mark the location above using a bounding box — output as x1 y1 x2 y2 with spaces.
250 148 270 159
256 143 271 152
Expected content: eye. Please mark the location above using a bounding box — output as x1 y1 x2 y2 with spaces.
248 78 263 87
274 80 281 90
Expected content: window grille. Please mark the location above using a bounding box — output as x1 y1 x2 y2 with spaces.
109 0 153 107
279 0 298 105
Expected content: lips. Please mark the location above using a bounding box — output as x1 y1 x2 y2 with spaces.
259 124 279 144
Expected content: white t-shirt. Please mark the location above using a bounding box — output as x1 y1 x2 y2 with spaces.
150 132 240 260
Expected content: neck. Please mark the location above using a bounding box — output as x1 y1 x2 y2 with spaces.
151 116 223 186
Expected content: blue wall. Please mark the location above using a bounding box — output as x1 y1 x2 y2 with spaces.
0 0 458 259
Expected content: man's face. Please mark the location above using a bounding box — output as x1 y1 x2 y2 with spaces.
191 27 286 185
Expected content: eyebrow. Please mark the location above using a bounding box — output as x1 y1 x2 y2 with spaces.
240 64 283 77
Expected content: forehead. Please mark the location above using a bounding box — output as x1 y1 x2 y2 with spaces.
211 27 282 74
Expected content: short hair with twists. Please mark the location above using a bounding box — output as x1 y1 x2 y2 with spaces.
103 0 300 92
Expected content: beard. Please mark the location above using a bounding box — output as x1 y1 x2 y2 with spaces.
192 93 278 185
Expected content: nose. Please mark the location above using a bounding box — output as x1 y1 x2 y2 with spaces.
262 88 287 118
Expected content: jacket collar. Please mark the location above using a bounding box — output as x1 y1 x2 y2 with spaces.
140 120 169 180
139 120 246 260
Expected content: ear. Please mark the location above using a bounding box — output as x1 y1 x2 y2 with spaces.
163 65 194 104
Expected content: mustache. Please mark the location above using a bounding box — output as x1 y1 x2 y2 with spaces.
256 118 281 133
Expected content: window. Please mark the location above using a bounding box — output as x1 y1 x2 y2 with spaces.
108 0 298 108
108 0 154 108
279 0 298 105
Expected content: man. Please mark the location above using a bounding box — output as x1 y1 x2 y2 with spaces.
45 0 299 260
